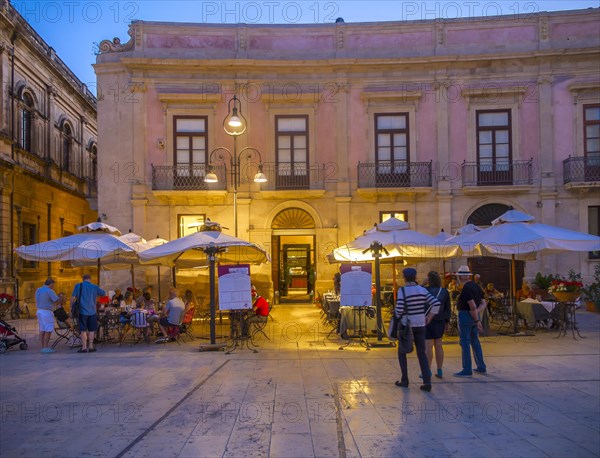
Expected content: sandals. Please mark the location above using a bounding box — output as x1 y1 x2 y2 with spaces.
88 348 97 352
77 348 88 353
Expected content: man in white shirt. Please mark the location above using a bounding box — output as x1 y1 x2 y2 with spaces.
35 278 59 353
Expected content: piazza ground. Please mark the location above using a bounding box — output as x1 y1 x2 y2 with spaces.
0 303 599 458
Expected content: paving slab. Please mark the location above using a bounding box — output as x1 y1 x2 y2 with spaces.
0 304 598 457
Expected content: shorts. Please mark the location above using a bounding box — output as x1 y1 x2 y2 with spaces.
78 314 98 332
425 319 446 340
36 309 55 332
159 317 175 327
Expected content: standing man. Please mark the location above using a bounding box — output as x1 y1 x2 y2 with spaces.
35 278 59 353
71 274 105 353
243 285 269 337
394 268 441 392
454 266 488 377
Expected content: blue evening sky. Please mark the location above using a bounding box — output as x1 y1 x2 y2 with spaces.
11 1 600 94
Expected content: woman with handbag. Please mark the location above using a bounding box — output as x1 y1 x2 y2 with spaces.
394 268 441 392
424 271 452 379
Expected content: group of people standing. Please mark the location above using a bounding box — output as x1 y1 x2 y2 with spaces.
394 265 488 392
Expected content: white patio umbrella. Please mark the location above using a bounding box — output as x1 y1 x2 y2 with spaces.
458 209 600 334
71 231 167 292
331 217 462 343
15 221 133 284
139 221 270 347
332 218 462 262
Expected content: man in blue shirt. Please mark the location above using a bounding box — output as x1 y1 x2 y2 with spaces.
35 278 59 353
71 274 105 353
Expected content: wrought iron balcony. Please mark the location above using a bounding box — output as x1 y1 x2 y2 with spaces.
357 161 432 188
259 162 326 190
461 160 533 187
563 156 600 185
151 164 227 191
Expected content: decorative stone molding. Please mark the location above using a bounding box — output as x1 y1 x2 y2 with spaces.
98 24 136 54
238 27 246 51
539 16 549 41
568 80 600 105
336 26 345 49
436 22 445 45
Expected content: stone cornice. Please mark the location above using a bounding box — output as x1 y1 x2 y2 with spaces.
105 47 599 73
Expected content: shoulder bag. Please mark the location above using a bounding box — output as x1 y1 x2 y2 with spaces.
71 283 82 319
391 287 414 353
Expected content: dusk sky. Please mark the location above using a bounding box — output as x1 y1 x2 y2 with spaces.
12 0 600 94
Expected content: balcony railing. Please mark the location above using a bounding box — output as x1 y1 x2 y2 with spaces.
357 161 432 188
259 162 326 190
461 160 533 187
563 155 600 184
151 164 227 191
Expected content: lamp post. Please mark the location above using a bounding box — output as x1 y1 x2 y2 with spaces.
205 95 267 237
205 147 267 237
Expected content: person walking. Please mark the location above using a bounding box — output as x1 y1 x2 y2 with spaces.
454 266 488 377
35 278 59 353
394 268 441 392
71 274 105 353
424 271 452 379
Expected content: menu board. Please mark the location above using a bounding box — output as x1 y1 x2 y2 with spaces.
217 264 252 310
340 263 372 307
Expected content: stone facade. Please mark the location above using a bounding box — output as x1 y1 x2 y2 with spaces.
95 10 600 296
0 0 98 306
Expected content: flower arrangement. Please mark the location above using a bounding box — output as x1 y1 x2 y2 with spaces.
548 270 583 294
548 280 583 294
0 293 14 304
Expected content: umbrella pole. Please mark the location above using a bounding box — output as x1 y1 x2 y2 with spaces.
172 267 177 287
157 266 161 302
131 265 135 292
511 255 518 334
392 259 397 303
369 242 394 348
199 244 226 352
97 259 101 285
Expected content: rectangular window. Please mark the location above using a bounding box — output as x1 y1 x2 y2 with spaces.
584 105 600 182
275 115 309 189
584 104 600 158
22 222 37 268
375 113 410 186
380 211 408 223
589 206 600 260
173 116 208 189
178 214 206 238
476 109 512 185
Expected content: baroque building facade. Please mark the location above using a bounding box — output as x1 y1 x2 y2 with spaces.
95 9 600 298
0 0 98 306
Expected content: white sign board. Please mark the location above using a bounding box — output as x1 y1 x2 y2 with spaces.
340 264 372 307
218 265 252 310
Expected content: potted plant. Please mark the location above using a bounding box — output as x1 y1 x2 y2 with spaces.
548 270 583 303
581 264 600 313
532 272 555 299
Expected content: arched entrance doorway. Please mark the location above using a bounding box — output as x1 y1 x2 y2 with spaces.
271 208 316 303
466 203 524 293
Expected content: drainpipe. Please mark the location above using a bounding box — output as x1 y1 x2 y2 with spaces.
9 31 17 295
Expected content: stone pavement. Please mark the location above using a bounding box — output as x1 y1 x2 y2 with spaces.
0 303 599 458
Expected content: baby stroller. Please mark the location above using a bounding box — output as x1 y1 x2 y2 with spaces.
0 319 28 353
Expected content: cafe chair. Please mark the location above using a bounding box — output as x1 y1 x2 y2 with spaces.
250 302 271 346
52 318 81 349
126 309 151 344
179 306 196 342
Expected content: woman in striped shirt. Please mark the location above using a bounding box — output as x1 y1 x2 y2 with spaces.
394 268 441 392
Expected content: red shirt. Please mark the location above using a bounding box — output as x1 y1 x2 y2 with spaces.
253 296 269 316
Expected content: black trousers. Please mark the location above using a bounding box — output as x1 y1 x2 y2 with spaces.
397 326 431 385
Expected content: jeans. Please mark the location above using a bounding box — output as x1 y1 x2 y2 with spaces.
398 326 431 385
458 311 486 373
